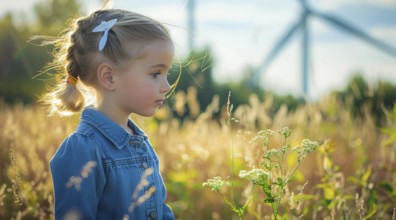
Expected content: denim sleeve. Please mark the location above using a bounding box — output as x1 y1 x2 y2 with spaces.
50 133 106 219
162 200 175 219
160 173 175 220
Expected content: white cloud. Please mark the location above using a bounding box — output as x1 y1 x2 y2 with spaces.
370 27 396 47
197 2 294 26
309 0 396 10
115 1 187 25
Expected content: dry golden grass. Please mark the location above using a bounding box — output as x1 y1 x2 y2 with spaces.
0 90 395 219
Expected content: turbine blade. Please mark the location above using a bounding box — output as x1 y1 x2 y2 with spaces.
313 10 396 58
299 0 308 7
302 15 310 96
253 20 301 84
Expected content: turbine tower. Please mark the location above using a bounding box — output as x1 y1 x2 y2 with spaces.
187 0 196 51
253 0 396 96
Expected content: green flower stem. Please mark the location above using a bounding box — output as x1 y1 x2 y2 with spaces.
272 202 278 220
279 139 287 177
273 187 284 220
217 189 254 219
286 162 302 184
230 124 238 206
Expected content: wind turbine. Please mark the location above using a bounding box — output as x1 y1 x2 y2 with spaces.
187 0 196 51
252 0 396 96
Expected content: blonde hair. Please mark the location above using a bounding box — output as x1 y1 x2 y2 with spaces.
40 9 173 115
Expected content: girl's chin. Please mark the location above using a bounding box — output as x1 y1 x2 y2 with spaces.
133 109 158 117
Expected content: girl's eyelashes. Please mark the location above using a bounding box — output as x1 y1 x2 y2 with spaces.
152 72 161 78
152 71 170 78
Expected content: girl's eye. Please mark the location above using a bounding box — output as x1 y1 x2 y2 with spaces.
152 72 161 78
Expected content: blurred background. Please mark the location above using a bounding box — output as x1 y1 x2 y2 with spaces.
1 0 396 104
1 0 396 219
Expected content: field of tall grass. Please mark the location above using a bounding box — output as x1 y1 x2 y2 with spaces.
1 90 395 219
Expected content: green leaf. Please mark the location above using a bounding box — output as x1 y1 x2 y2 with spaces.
379 182 393 193
342 194 355 201
294 170 305 183
380 128 396 135
380 128 396 146
383 134 396 146
261 184 273 199
363 205 377 220
264 198 275 203
276 177 284 186
362 167 371 184
324 186 335 200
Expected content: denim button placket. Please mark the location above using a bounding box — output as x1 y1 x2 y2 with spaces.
129 140 139 146
142 162 148 169
149 211 156 219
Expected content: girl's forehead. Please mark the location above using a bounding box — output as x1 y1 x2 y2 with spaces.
123 40 174 67
141 40 174 61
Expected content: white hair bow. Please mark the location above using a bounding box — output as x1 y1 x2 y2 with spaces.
92 18 118 51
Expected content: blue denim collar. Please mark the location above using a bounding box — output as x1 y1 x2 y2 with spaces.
81 106 148 149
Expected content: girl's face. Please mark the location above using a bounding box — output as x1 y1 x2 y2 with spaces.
113 39 174 117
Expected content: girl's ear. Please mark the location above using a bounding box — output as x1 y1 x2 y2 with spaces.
96 63 116 91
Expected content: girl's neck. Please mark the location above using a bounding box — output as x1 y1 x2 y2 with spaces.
96 101 134 135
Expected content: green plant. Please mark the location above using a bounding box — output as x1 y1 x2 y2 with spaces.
203 93 320 219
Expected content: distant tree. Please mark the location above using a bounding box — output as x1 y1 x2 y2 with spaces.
0 0 82 103
168 48 305 119
34 0 81 34
335 74 396 124
167 47 217 117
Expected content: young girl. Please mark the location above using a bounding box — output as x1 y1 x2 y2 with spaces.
42 8 176 219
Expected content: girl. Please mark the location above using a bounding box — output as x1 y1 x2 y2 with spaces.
42 8 176 219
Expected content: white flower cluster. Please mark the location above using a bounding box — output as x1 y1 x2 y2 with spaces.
239 168 270 185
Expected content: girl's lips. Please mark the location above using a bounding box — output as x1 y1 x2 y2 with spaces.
155 99 165 105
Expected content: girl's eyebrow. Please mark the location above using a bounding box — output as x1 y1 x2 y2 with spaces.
150 64 171 69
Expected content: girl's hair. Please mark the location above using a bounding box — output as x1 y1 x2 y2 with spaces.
40 9 173 115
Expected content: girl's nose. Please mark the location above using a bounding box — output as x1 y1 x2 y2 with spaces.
161 79 171 94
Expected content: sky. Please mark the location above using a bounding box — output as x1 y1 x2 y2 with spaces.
1 0 396 99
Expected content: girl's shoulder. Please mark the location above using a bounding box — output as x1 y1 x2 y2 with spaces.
51 131 101 165
62 132 96 148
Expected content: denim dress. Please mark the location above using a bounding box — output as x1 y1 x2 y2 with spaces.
50 107 175 220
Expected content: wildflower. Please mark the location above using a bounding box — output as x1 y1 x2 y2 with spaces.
226 92 234 125
131 168 154 201
301 139 319 153
66 176 83 191
263 148 282 159
293 139 320 162
64 210 81 220
296 181 308 212
202 176 231 192
129 186 155 212
129 168 155 212
279 127 291 139
280 144 290 153
226 91 238 124
239 168 270 185
81 161 97 178
232 153 242 158
355 193 366 219
0 184 6 206
66 161 97 191
250 129 275 149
